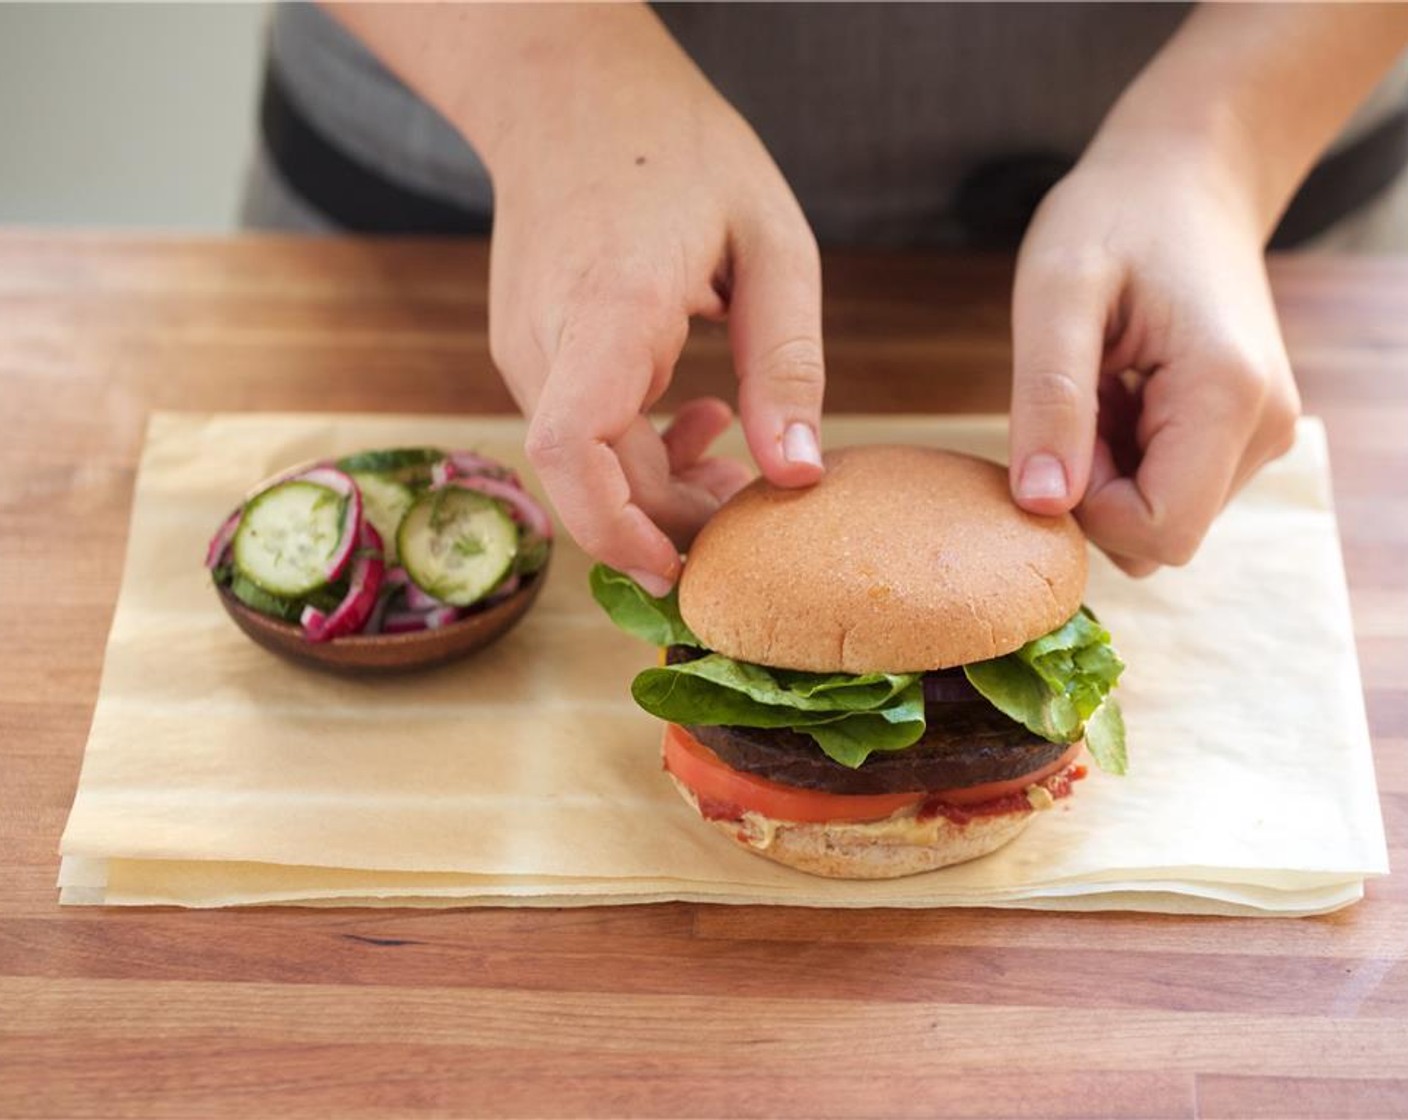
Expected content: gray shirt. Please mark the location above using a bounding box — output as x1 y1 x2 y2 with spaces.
258 3 1407 246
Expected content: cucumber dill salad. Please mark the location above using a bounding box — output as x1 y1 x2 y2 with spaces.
207 448 552 642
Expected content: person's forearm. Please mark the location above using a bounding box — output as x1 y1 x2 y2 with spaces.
323 5 825 587
1088 3 1408 238
324 2 709 181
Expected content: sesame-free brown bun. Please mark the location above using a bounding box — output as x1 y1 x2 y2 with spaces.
678 445 1087 674
666 764 1078 879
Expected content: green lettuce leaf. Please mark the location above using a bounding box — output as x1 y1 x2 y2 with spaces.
1084 697 1127 776
962 656 1080 742
591 565 1127 774
228 572 302 622
631 654 925 768
640 654 917 713
806 703 930 768
963 608 1127 773
589 564 699 647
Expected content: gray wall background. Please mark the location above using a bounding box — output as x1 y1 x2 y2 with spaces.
0 2 265 229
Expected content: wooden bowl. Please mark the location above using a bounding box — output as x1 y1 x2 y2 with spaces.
217 567 547 675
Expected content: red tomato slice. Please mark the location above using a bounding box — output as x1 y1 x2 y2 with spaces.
664 724 923 823
663 724 1082 824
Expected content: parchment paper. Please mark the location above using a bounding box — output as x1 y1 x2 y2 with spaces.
57 413 1388 914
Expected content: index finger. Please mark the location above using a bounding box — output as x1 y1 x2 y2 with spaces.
1008 244 1118 515
728 211 827 486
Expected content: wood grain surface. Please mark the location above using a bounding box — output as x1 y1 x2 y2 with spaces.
1 233 1404 1119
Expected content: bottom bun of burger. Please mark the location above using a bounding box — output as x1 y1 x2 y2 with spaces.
665 751 1084 881
667 774 1035 879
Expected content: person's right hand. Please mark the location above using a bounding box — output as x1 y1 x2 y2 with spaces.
483 10 825 596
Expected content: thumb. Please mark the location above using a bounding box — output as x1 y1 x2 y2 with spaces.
728 214 827 487
1008 250 1114 515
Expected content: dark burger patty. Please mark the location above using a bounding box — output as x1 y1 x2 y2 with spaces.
688 714 1064 796
665 645 1063 796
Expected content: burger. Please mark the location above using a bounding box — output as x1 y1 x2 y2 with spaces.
591 444 1126 879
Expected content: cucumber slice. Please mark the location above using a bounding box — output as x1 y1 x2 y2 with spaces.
350 472 415 564
232 481 347 598
335 447 444 484
398 488 518 607
514 533 551 577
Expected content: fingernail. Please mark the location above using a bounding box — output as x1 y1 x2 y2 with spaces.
1017 453 1068 502
626 568 675 599
782 422 823 468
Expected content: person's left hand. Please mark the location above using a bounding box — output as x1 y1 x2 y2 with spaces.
1006 137 1301 576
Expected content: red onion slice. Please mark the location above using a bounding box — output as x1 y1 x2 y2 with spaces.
445 450 523 487
364 567 407 634
381 605 461 634
363 589 395 637
301 522 386 643
420 606 462 630
404 582 448 613
244 457 334 499
205 508 242 571
922 671 981 703
430 450 520 487
445 476 553 541
380 611 424 635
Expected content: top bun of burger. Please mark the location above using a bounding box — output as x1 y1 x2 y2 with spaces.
678 445 1086 674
